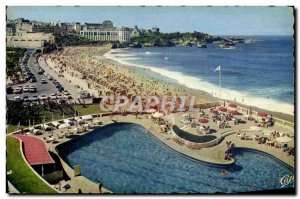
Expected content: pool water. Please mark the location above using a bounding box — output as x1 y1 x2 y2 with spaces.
58 123 294 193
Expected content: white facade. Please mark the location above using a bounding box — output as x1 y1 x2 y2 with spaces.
6 32 54 48
80 24 132 42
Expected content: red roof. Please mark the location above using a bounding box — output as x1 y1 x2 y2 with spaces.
13 135 54 165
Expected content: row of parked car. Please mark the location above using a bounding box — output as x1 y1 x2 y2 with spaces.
21 53 37 83
13 90 73 102
7 85 37 94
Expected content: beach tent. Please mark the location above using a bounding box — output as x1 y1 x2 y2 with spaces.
58 123 71 129
218 107 227 112
276 136 292 143
82 115 93 121
152 112 164 118
257 112 268 117
198 118 209 123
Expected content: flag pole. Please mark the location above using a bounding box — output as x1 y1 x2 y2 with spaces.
219 66 221 98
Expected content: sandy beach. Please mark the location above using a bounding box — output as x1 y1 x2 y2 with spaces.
39 45 294 122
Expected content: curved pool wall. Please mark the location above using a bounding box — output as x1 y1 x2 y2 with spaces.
56 123 294 193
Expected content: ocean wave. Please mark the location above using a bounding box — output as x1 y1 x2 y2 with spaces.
118 57 142 61
103 51 294 115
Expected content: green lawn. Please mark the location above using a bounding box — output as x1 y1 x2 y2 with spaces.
74 104 105 116
6 124 28 134
6 136 57 193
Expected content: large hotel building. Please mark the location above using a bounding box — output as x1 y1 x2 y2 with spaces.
80 23 132 43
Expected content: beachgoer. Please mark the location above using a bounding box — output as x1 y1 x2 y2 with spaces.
98 182 103 193
221 170 228 176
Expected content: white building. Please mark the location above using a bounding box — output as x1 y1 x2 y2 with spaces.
6 32 54 48
80 23 132 43
15 22 32 34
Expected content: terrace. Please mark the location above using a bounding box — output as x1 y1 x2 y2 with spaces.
7 102 294 193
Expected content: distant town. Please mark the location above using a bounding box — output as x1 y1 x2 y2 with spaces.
6 18 254 50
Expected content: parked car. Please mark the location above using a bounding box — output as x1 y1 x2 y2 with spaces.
30 95 39 101
29 85 37 93
56 93 63 99
49 94 57 100
55 83 61 88
23 96 30 102
58 86 64 92
41 79 47 84
23 86 29 92
63 94 72 99
13 88 22 94
17 85 23 90
14 96 22 101
38 69 44 74
39 94 48 100
30 77 37 83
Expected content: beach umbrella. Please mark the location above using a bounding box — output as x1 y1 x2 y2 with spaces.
211 109 218 114
276 136 292 143
218 107 227 112
152 112 164 118
250 126 264 132
146 109 156 113
257 112 268 117
198 118 209 123
230 110 241 115
228 103 237 108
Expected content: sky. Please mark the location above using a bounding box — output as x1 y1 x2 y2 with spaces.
6 6 294 35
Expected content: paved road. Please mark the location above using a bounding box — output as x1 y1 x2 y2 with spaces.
7 53 59 100
38 55 79 99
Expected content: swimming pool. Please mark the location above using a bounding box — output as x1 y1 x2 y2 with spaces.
58 123 294 193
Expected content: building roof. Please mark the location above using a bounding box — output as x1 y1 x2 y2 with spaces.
13 135 55 165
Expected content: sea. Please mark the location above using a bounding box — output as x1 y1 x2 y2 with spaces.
104 36 294 115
